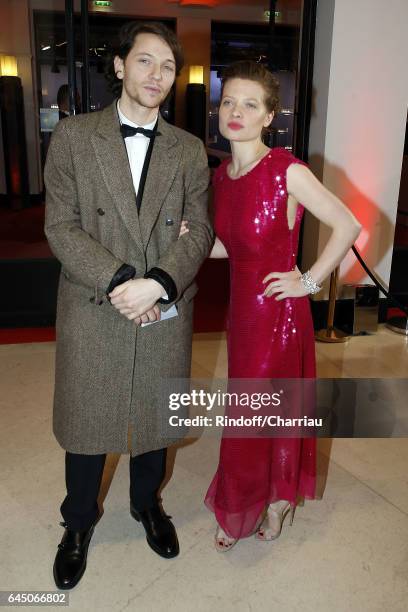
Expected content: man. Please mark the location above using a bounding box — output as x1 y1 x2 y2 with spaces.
56 84 81 119
44 21 212 590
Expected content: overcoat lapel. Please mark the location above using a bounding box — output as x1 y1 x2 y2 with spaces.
139 114 183 247
91 102 144 256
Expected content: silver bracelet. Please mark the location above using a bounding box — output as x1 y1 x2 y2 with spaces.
300 270 322 295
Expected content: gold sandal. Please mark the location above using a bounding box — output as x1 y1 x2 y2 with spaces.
255 502 295 541
214 525 238 552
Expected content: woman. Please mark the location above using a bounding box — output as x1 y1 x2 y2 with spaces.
182 61 361 550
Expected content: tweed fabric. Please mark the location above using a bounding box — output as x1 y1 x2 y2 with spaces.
44 102 213 456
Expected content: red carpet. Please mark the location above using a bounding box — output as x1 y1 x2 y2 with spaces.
0 311 222 344
0 203 53 259
1 308 406 345
0 327 56 345
387 307 407 318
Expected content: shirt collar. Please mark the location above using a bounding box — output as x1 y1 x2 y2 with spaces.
117 100 158 131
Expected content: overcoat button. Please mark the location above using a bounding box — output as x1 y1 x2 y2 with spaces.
97 208 105 216
165 218 174 226
97 300 104 305
89 296 95 303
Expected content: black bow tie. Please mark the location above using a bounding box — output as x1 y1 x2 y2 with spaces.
120 123 155 139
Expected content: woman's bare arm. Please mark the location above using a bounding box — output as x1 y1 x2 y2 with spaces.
179 222 228 258
263 163 361 300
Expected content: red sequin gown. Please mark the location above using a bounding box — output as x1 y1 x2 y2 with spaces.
204 148 316 539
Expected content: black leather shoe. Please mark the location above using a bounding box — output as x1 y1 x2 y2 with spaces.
130 503 179 559
53 523 94 590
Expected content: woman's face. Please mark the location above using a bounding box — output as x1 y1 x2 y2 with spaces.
219 78 274 143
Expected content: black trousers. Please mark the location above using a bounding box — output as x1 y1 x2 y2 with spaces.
60 449 167 531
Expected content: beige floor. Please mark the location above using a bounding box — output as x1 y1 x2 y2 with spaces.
0 326 407 611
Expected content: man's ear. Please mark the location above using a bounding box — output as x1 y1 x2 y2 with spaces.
114 56 124 80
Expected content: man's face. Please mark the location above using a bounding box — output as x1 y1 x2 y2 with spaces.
114 33 176 109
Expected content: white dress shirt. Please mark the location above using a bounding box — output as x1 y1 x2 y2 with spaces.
117 101 158 196
117 102 171 304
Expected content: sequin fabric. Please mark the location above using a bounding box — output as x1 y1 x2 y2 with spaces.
205 148 317 539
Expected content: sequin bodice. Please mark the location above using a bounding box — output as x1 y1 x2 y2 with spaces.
214 148 305 272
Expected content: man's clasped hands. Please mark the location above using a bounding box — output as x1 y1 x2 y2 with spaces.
109 277 165 326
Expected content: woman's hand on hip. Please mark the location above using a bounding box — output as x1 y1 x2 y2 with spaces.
262 267 307 300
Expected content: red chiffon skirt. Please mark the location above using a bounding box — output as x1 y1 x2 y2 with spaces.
204 296 317 540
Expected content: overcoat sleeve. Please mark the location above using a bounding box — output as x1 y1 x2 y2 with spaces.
149 138 214 301
44 120 126 302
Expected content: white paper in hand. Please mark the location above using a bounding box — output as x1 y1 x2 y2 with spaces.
141 304 178 327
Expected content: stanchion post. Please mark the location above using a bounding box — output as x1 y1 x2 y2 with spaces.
316 266 350 343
